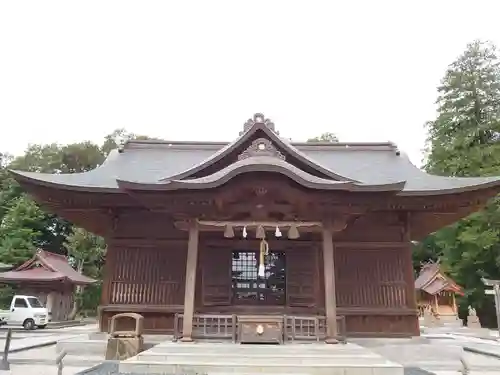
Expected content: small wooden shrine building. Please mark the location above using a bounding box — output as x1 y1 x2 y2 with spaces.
415 262 464 322
0 249 96 321
8 113 500 341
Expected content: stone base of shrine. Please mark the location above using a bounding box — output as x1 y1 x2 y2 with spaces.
119 340 404 375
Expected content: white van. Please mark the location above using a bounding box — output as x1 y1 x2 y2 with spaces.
0 295 49 330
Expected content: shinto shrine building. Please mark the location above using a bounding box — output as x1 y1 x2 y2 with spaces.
9 114 500 342
415 262 464 322
0 249 95 321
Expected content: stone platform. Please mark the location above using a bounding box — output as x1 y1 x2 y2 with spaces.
119 341 404 375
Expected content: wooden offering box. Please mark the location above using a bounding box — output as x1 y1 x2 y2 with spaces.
238 315 284 344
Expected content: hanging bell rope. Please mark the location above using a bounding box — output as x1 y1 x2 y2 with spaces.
258 239 269 278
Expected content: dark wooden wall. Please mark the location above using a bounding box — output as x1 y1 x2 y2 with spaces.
99 210 419 337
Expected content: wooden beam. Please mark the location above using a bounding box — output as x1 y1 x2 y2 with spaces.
181 220 199 342
322 221 338 344
174 220 323 232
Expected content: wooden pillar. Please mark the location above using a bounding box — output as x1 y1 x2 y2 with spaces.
452 293 457 315
401 213 417 309
434 294 439 316
181 220 200 342
322 222 338 344
46 292 55 321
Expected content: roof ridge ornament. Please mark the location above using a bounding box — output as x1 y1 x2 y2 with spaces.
238 138 286 161
240 113 279 135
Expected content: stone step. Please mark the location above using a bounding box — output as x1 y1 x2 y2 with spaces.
137 351 384 364
121 340 404 375
120 359 403 375
151 342 367 354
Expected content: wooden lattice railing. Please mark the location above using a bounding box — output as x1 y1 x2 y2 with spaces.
173 313 346 343
284 315 346 342
173 313 237 342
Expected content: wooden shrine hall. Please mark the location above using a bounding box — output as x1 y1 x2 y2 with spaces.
0 249 96 321
9 113 500 342
415 262 464 322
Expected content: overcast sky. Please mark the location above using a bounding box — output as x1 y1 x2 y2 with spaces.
1 1 499 167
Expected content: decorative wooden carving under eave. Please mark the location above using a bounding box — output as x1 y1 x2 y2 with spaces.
331 216 349 232
237 138 286 161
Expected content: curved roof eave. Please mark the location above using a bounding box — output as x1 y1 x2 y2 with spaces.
0 274 67 283
117 158 406 193
9 169 122 193
162 122 358 182
397 177 500 196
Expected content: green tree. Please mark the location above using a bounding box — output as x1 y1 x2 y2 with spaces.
425 40 500 176
0 152 22 220
0 196 45 266
307 132 339 143
7 141 108 256
0 129 162 313
64 227 106 318
422 40 500 325
101 128 161 155
9 142 105 173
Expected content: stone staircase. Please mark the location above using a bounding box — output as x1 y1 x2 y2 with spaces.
119 341 404 375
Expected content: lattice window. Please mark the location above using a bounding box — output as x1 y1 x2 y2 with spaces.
231 250 286 305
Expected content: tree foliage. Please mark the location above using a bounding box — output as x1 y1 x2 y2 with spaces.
0 128 160 315
64 227 106 316
419 40 500 325
101 128 161 156
425 40 500 176
307 132 339 143
0 197 44 266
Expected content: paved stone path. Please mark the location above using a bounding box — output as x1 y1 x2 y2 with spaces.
0 324 498 374
0 325 99 374
0 364 88 374
0 324 98 354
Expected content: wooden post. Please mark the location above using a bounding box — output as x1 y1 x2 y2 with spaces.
0 328 12 370
452 293 457 314
322 222 338 344
434 294 439 317
181 220 200 342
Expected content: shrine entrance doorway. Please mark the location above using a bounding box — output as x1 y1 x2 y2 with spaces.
231 250 286 306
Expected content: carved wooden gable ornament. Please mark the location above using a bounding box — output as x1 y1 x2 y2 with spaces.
238 113 285 161
238 138 286 161
241 113 277 133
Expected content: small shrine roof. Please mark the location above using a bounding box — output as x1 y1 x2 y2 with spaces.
9 113 500 195
0 250 96 285
415 262 464 296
